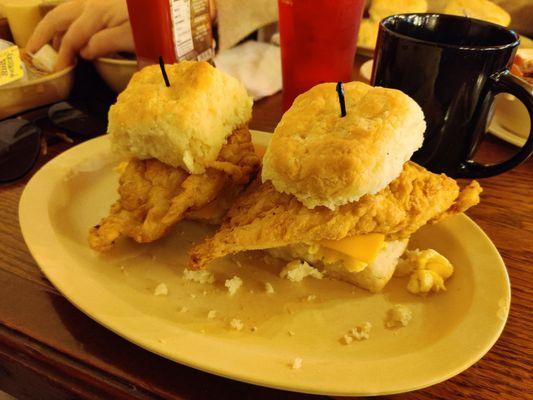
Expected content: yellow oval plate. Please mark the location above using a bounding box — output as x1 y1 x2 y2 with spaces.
19 131 510 396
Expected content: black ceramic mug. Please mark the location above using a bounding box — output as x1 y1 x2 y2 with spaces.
371 14 533 178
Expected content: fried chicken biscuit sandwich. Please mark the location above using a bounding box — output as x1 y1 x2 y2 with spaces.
188 82 482 292
89 61 260 251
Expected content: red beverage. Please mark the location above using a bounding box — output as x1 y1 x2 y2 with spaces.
278 0 365 110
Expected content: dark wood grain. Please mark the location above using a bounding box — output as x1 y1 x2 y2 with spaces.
0 57 531 399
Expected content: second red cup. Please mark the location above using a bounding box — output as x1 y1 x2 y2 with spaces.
278 0 365 110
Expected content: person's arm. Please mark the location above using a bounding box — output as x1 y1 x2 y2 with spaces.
26 0 134 71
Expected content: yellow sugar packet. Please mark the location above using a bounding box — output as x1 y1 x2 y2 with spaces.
0 46 24 87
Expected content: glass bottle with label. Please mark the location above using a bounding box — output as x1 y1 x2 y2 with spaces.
126 0 214 69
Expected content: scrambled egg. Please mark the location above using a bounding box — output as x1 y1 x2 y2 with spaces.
396 249 454 295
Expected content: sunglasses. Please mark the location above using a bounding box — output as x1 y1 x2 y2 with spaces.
0 101 108 183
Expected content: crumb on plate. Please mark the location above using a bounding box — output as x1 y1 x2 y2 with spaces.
291 357 303 369
341 334 353 345
225 276 243 295
154 283 168 296
351 322 372 340
264 282 275 294
341 322 372 344
386 304 412 328
280 260 323 282
183 268 215 284
230 318 244 331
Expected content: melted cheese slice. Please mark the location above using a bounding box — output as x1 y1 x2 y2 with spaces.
320 233 385 265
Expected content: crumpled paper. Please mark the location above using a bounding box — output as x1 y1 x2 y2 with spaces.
215 40 281 100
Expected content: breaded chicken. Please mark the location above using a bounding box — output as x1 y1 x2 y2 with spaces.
89 127 260 251
189 163 482 268
184 183 246 225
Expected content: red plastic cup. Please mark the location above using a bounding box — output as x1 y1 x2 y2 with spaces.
278 0 365 110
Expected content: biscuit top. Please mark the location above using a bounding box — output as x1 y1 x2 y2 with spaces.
261 82 425 210
108 61 252 174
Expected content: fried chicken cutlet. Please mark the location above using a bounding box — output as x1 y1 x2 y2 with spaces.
88 61 258 251
89 126 259 251
189 162 481 269
187 81 483 293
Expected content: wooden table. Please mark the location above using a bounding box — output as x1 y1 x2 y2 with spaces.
0 59 531 399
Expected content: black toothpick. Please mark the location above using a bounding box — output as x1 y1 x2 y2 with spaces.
336 82 346 118
159 56 171 87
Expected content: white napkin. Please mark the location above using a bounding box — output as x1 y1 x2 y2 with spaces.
214 40 282 100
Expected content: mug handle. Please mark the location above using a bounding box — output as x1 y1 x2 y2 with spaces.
457 71 533 178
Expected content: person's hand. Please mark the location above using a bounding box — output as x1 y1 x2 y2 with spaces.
26 0 134 71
